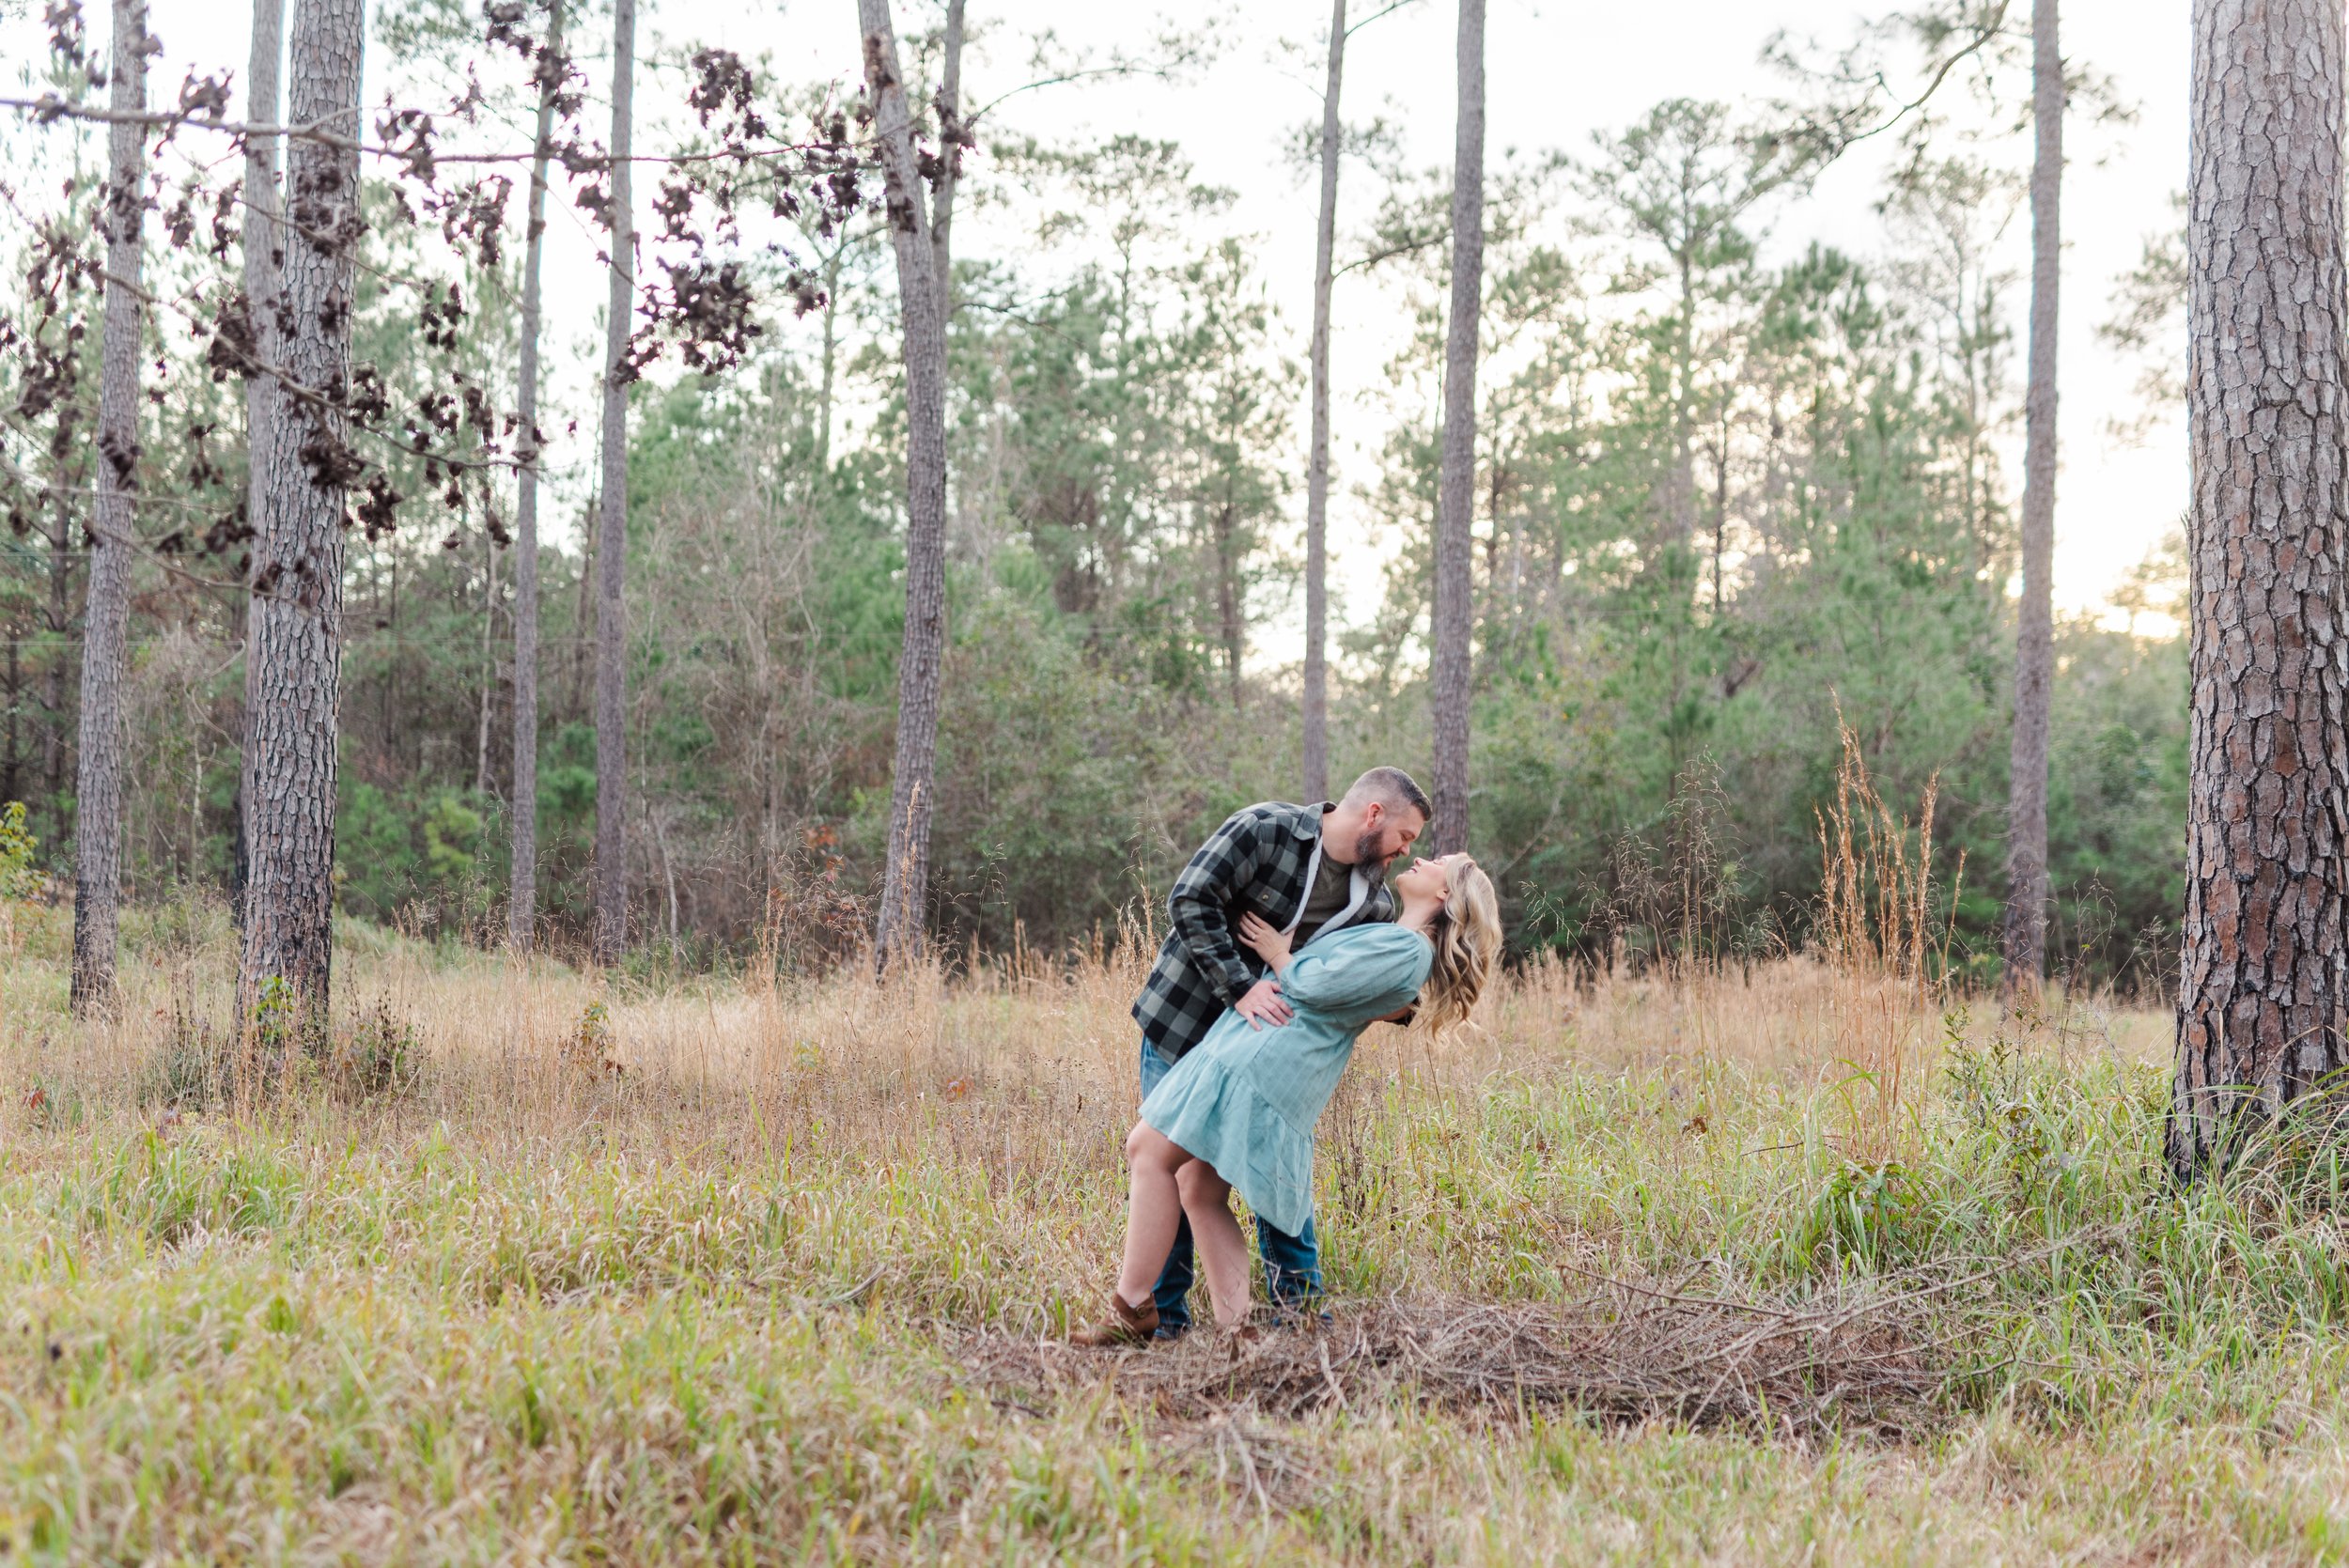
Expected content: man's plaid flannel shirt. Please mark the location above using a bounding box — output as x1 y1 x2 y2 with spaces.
1133 800 1398 1064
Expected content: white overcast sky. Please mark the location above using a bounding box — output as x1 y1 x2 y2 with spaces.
104 0 2189 623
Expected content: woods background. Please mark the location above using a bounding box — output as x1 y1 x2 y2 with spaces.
0 0 2187 988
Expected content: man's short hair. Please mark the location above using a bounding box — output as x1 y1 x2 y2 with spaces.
1346 766 1433 824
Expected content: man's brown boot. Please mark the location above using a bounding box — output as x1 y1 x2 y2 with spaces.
1070 1291 1160 1347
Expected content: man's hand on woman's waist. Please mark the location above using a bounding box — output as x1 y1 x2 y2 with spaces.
1234 976 1293 1030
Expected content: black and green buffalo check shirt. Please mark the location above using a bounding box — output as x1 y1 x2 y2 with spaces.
1134 800 1397 1063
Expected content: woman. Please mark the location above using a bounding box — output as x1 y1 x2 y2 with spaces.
1075 852 1502 1344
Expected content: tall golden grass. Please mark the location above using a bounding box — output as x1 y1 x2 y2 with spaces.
3 727 2140 1148
3 886 2166 1164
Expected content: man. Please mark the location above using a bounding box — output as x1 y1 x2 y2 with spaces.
1129 766 1432 1337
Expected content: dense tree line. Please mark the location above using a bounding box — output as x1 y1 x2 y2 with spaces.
0 0 2187 994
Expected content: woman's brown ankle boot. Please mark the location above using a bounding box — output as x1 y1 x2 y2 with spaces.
1070 1292 1160 1347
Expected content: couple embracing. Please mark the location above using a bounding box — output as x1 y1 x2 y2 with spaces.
1074 768 1502 1346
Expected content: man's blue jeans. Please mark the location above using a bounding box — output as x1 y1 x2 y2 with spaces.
1139 1040 1321 1335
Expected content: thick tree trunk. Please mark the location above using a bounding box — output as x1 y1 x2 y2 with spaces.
235 0 284 941
2002 0 2062 1000
69 0 149 1014
508 0 564 954
240 0 364 1034
1301 0 1346 804
1430 0 1484 857
2170 0 2349 1175
859 0 950 970
592 0 634 966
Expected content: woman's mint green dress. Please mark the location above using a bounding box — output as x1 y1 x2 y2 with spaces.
1140 923 1432 1237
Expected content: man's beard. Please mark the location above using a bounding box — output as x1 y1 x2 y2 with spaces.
1355 829 1388 870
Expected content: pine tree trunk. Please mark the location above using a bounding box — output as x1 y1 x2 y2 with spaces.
69 0 149 1015
860 0 950 970
592 0 634 966
235 0 284 942
1430 0 1484 857
508 0 563 954
1301 0 1346 805
2170 0 2349 1175
2003 0 2062 999
240 0 364 1034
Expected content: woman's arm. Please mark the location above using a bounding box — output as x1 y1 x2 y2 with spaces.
1277 927 1424 1017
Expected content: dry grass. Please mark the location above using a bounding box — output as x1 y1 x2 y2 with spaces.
3 894 2345 1562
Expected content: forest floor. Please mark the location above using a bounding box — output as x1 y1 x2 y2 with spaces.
4 900 2347 1563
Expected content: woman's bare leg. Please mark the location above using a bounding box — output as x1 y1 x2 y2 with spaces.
1175 1161 1253 1330
1114 1125 1191 1310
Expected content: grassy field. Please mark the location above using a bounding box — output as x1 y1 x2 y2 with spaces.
6 898 2349 1564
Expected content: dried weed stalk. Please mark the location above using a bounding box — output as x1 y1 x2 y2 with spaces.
1815 722 1962 1162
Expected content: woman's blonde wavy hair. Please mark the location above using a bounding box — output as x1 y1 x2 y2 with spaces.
1416 856 1502 1034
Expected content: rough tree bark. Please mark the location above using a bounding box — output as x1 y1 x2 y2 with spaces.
859 0 950 970
1430 0 1484 857
508 0 564 953
2170 0 2349 1174
1301 0 1346 805
68 0 149 1015
592 0 633 966
240 0 364 1032
232 0 285 938
2002 0 2062 1000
